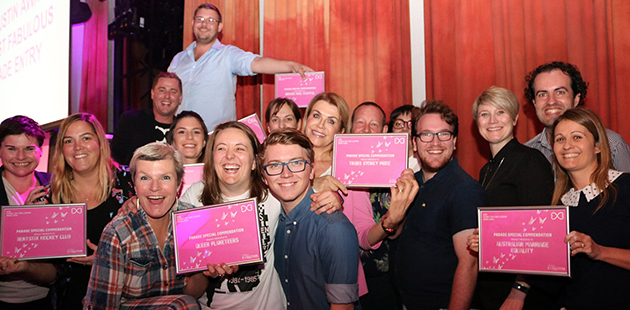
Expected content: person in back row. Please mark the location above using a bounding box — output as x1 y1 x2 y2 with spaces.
111 72 183 166
265 98 302 133
524 61 630 172
168 3 313 130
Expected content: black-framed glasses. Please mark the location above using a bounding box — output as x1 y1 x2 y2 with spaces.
393 120 412 130
415 131 454 142
263 159 310 176
194 16 220 24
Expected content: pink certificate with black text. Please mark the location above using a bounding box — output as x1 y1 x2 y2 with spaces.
275 71 325 108
332 133 408 187
172 198 263 274
239 114 267 144
478 206 571 276
1 204 87 260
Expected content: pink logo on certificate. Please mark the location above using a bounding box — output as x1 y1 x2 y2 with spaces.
181 164 204 197
239 114 266 144
172 198 263 273
478 207 570 276
332 134 408 187
275 72 325 108
1 204 87 260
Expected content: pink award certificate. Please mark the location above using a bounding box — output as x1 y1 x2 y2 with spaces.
275 71 325 108
172 198 263 274
239 114 267 144
332 134 408 187
478 206 570 276
181 163 204 198
1 204 87 260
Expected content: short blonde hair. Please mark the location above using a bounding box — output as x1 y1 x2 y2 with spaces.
130 142 184 185
472 86 519 122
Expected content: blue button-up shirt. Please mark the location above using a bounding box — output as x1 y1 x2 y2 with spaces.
168 40 260 130
274 187 359 309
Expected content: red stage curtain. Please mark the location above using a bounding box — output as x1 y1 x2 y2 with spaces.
79 0 110 126
425 0 630 177
183 0 261 123
262 0 413 126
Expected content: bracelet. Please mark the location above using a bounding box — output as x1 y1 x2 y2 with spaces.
380 217 397 236
512 282 530 294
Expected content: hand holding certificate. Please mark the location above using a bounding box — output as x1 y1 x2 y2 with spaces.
332 133 408 187
275 71 325 108
477 206 570 276
172 198 263 274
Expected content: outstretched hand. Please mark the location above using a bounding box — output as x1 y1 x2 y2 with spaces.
67 239 98 266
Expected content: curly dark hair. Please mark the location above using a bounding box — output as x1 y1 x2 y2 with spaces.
524 61 588 106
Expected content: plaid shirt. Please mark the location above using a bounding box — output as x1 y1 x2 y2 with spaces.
83 208 187 310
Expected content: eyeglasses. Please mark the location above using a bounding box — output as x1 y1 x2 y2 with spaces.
194 16 220 24
393 120 412 130
263 159 310 176
415 131 454 142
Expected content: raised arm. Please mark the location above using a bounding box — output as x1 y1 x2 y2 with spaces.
250 56 314 79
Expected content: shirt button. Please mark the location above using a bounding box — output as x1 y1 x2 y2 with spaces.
285 279 289 283
287 302 290 306
163 281 169 286
287 230 291 234
162 264 168 270
293 221 297 225
284 255 288 259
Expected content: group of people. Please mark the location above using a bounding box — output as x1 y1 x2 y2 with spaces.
1 2 630 310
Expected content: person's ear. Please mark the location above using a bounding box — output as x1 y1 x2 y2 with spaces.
381 125 388 133
595 141 601 154
572 93 581 108
296 119 302 131
513 114 519 127
218 22 224 33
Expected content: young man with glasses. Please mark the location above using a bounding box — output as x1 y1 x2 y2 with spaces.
168 3 314 130
390 100 486 310
260 129 359 310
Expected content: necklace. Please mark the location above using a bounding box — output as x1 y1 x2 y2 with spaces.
481 157 504 189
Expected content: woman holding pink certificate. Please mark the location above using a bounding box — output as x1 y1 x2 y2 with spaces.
83 143 207 309
551 108 630 309
179 122 340 309
302 93 419 299
0 116 55 310
470 86 555 309
48 113 135 310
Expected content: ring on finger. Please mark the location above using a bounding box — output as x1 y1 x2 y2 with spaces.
581 243 585 248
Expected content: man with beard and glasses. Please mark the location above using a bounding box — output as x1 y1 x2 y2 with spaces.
168 3 313 130
390 100 485 310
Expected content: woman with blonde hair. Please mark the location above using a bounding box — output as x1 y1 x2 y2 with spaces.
50 113 134 310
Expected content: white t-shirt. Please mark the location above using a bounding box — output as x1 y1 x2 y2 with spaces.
180 181 286 310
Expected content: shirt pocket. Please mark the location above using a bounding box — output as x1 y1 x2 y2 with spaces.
125 246 161 293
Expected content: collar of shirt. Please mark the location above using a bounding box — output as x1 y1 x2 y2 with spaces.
489 137 519 161
417 156 461 185
560 170 623 206
185 39 226 60
279 187 315 223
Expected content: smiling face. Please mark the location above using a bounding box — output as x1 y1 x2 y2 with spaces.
476 103 517 148
171 117 207 164
351 105 386 134
134 159 180 223
533 69 581 128
213 128 256 196
151 77 182 121
553 119 600 180
304 100 344 149
193 8 223 45
413 113 456 180
263 143 314 212
0 134 42 179
62 121 101 177
267 104 301 132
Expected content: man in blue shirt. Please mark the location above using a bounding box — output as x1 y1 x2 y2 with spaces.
260 129 359 310
391 100 485 310
168 4 313 130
